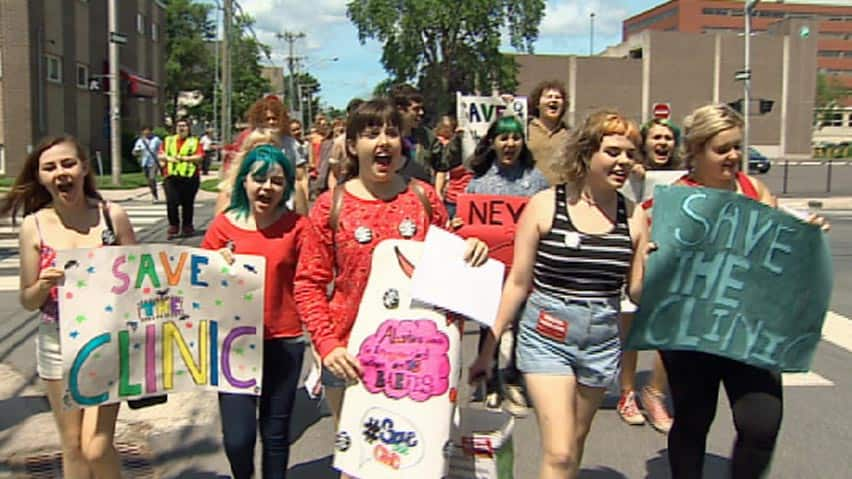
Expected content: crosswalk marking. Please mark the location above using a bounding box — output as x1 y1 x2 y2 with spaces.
0 203 170 291
782 372 834 387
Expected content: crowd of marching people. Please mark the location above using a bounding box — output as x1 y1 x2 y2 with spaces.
3 77 830 479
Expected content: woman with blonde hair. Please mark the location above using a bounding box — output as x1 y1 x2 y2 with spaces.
470 110 649 479
635 103 827 479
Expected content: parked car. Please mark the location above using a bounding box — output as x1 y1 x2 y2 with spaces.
748 147 771 174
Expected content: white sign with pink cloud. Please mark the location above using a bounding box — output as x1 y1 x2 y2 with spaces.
334 240 462 478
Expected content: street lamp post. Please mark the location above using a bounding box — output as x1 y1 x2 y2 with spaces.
743 0 761 171
590 12 595 56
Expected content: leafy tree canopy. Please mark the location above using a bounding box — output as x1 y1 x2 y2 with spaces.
347 0 545 118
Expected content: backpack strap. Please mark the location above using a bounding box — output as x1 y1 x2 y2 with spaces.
408 180 433 220
100 202 119 245
328 184 346 232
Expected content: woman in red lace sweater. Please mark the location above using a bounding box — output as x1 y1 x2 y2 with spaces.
294 99 488 436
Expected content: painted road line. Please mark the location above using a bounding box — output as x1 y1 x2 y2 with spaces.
0 276 17 291
0 257 20 269
782 372 834 387
822 311 852 353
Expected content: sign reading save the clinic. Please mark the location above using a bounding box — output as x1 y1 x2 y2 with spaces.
57 245 265 407
626 186 833 372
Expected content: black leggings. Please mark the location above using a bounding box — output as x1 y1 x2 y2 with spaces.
661 350 783 479
163 175 200 228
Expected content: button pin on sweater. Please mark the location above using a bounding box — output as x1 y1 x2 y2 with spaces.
398 218 417 238
354 226 373 244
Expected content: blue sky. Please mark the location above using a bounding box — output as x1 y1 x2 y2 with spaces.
207 0 662 109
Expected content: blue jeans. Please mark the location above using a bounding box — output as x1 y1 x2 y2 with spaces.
219 338 305 479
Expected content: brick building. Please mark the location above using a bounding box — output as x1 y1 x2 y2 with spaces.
0 0 166 177
623 0 852 89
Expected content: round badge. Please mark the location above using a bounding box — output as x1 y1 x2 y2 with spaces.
335 431 351 452
383 288 400 309
354 226 373 244
564 231 581 249
398 218 417 238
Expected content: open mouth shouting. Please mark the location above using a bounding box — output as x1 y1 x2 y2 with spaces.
608 166 629 185
373 150 393 173
652 145 670 164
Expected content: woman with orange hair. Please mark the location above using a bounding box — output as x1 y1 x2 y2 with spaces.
469 110 650 479
225 96 309 214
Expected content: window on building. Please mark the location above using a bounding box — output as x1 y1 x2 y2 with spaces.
46 54 62 83
0 49 3 78
702 8 730 16
0 145 5 175
137 13 145 34
823 112 843 127
152 23 159 41
818 50 843 58
76 64 89 89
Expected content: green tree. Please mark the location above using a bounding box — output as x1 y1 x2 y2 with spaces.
814 72 850 129
164 0 215 121
347 0 545 118
229 13 272 124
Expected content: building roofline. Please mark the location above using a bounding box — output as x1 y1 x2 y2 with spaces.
624 0 679 24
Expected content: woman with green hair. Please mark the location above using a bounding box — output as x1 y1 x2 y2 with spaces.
201 144 310 478
459 114 549 414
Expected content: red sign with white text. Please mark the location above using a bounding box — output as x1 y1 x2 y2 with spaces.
455 194 529 267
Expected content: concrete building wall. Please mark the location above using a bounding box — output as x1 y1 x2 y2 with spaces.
573 57 643 125
1 1 35 170
517 18 818 158
647 30 716 126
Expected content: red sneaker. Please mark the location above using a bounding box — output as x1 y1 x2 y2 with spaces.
641 386 673 433
167 225 179 240
617 391 646 426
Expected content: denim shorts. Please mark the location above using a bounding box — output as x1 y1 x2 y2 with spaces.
516 290 621 388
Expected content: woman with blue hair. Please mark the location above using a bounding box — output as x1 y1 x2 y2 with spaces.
202 144 310 479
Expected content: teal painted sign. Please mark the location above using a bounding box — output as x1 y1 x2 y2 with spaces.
626 186 833 372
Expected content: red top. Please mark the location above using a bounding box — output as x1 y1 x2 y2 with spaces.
201 212 309 339
294 180 449 359
445 164 474 204
642 171 759 212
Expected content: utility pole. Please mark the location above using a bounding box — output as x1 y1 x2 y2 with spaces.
590 12 595 56
213 1 220 140
221 0 232 144
279 31 305 114
108 0 121 186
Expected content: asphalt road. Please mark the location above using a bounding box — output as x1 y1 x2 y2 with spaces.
0 195 849 478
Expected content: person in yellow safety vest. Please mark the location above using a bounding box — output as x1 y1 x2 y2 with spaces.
158 118 204 239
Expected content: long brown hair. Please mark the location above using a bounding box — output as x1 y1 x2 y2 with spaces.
0 136 101 220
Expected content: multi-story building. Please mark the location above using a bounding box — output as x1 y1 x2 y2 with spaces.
0 0 166 177
515 17 818 158
623 0 852 90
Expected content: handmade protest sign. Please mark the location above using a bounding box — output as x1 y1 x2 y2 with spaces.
334 240 461 479
620 170 686 204
57 245 265 407
457 93 528 160
626 186 833 372
455 193 529 267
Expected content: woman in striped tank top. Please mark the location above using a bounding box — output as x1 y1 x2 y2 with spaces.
469 110 650 479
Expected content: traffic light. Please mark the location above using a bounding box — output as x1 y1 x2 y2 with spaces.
759 99 774 115
728 99 744 114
